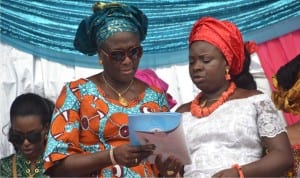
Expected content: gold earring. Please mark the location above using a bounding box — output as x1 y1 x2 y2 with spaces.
225 67 231 80
44 134 48 140
99 59 103 65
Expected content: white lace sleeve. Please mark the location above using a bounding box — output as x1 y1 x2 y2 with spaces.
254 95 286 138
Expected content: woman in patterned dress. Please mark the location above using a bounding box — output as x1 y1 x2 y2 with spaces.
176 17 293 177
43 2 179 177
272 54 300 177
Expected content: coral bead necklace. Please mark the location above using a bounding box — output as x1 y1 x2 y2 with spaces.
191 82 236 118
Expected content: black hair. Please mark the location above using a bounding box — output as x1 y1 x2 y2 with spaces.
8 93 54 145
9 93 53 126
276 54 300 90
43 97 55 121
232 44 257 90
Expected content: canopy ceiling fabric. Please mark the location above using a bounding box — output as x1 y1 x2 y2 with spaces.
1 0 300 68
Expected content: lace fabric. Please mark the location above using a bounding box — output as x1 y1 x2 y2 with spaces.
182 94 286 178
255 98 287 137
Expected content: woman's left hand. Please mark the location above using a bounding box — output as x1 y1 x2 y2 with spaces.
155 154 183 177
212 167 239 178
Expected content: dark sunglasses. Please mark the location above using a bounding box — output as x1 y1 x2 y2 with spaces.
10 130 43 145
101 46 143 63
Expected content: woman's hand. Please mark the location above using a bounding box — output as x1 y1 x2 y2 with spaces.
212 167 239 178
113 144 155 167
155 154 183 177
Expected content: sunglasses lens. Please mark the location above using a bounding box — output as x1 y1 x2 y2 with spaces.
128 47 142 60
110 51 125 62
27 132 42 144
10 134 24 144
10 132 42 144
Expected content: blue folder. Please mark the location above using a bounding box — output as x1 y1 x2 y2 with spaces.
128 112 181 146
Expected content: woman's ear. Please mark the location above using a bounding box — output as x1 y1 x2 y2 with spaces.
97 50 104 65
43 124 50 142
8 127 13 143
43 124 50 133
98 58 103 65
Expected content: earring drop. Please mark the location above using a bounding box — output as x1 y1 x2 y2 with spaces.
225 67 231 80
99 59 103 65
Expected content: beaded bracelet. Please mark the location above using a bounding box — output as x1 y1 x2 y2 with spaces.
232 164 244 178
110 147 118 165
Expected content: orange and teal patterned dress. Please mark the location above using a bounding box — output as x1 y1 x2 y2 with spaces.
43 78 169 177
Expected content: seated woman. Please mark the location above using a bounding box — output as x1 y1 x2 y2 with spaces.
0 93 54 177
176 17 293 177
42 2 178 177
272 54 300 177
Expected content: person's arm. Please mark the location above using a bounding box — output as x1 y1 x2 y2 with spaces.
287 121 300 145
47 144 155 177
240 132 293 177
213 130 293 178
47 149 111 177
213 97 293 177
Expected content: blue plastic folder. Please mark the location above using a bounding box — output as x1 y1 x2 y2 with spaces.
128 112 191 164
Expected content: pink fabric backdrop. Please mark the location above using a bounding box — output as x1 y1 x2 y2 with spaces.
257 29 300 125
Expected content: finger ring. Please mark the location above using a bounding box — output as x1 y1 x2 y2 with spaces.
135 158 138 164
167 170 174 176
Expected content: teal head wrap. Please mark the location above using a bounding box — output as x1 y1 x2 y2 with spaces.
74 2 148 56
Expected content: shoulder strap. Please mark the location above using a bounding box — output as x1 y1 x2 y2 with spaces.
12 154 17 178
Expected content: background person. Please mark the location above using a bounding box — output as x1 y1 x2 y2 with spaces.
0 93 54 177
176 17 293 177
272 54 300 177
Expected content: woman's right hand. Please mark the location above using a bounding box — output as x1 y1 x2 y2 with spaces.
113 144 155 167
155 154 183 177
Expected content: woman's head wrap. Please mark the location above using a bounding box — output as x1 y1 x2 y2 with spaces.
74 2 148 56
272 54 300 114
189 17 245 75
